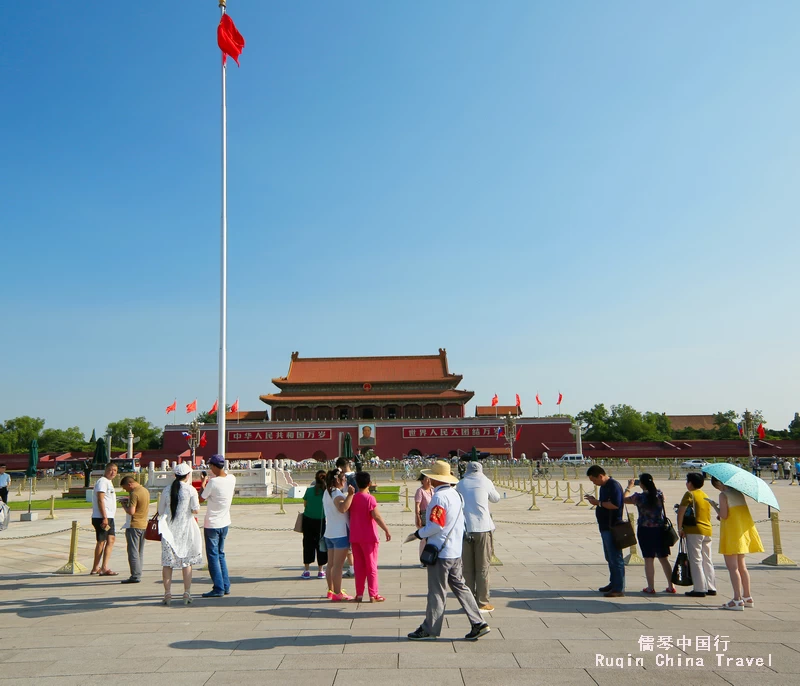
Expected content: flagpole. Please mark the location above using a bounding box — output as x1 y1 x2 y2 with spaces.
218 0 228 458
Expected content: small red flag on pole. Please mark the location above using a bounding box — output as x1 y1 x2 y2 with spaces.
210 399 219 415
230 398 239 414
535 393 542 406
757 423 766 440
515 393 521 408
218 14 245 66
186 399 197 414
491 394 499 407
199 432 208 448
166 400 177 414
557 392 563 406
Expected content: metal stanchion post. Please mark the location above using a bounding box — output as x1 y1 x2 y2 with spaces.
591 484 598 510
277 489 286 515
562 466 567 481
577 484 588 506
536 478 543 496
553 481 562 502
762 512 797 566
563 482 575 504
403 487 412 513
55 521 89 574
529 486 539 511
624 512 644 566
391 467 395 482
45 494 58 520
544 480 551 498
17 477 25 496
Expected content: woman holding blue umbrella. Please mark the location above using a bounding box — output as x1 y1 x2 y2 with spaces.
707 475 764 611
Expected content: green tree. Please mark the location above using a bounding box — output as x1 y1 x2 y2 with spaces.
197 404 232 425
789 412 800 438
0 416 46 453
712 410 738 439
38 427 87 453
105 417 162 450
575 404 611 440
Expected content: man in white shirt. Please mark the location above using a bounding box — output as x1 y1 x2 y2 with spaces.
406 461 489 641
90 463 119 576
200 454 236 597
456 461 501 612
0 465 11 504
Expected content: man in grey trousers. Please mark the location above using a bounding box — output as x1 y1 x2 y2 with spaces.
120 476 150 584
406 461 490 641
456 461 500 612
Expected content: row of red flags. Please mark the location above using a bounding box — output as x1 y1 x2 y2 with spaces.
166 398 239 416
491 393 563 407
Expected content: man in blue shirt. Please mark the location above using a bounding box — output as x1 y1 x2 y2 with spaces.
0 465 10 504
585 465 625 597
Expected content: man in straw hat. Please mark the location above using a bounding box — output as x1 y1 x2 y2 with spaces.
405 460 490 641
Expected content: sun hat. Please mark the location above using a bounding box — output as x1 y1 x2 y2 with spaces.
173 462 192 477
209 454 225 468
420 460 459 484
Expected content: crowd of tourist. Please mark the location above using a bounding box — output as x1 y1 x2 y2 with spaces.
68 453 776 640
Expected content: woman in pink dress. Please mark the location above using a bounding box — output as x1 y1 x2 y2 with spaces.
349 472 391 603
414 474 434 561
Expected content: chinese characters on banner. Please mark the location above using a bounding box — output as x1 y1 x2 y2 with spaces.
228 429 333 442
402 426 499 439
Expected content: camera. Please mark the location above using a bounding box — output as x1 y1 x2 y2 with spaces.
633 479 640 486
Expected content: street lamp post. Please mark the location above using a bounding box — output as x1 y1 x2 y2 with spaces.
741 409 756 465
186 418 203 465
503 414 517 462
569 419 590 456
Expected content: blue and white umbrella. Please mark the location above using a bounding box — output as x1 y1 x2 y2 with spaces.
701 463 780 510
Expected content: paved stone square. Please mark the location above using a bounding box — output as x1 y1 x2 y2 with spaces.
1 473 799 685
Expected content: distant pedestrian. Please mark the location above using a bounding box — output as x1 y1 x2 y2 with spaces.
158 463 202 605
784 460 791 480
585 465 625 597
414 474 434 561
120 476 150 584
301 470 329 580
90 463 119 576
677 472 716 598
795 460 800 484
349 472 391 603
771 461 779 479
456 461 500 612
707 476 764 610
623 474 675 595
0 464 10 504
200 455 236 598
407 460 490 641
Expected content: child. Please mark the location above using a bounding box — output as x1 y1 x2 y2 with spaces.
349 472 391 602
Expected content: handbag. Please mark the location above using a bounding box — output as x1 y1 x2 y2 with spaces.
420 493 463 566
661 497 679 549
144 513 161 542
294 512 304 534
671 539 693 586
683 494 697 528
610 511 637 550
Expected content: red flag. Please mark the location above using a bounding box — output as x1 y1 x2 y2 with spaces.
210 399 218 415
757 423 765 440
199 432 208 448
230 398 239 414
218 14 245 66
515 393 521 407
557 392 563 405
166 400 177 414
491 394 499 407
515 427 522 441
535 393 542 406
186 399 197 414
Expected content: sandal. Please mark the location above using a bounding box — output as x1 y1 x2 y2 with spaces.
743 596 755 607
183 592 193 606
370 595 386 603
664 587 677 594
642 588 656 595
162 593 172 606
720 599 744 611
99 570 119 577
353 596 364 603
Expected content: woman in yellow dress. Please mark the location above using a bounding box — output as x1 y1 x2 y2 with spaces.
707 476 764 611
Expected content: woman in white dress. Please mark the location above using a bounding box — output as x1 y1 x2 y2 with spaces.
158 463 202 605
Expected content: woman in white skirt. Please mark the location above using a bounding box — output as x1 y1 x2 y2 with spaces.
158 462 202 605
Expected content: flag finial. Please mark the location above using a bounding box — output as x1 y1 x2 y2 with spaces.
219 1 227 8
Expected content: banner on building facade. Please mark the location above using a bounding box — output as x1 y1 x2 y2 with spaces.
228 429 333 442
402 426 500 439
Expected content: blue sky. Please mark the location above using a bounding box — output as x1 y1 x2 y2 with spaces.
2 1 798 436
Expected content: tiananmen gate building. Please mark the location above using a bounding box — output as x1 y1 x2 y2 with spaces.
162 350 572 462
